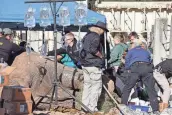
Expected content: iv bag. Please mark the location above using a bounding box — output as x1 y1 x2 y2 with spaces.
75 3 87 26
24 7 36 28
40 6 51 27
59 6 70 26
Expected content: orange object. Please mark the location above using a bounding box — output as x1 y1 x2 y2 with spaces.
0 66 16 76
159 103 168 112
4 101 32 114
0 66 16 87
2 86 31 102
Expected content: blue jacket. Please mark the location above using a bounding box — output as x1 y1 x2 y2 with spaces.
61 54 77 68
125 46 151 69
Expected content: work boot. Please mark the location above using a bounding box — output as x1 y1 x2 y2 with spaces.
107 80 115 94
163 103 169 110
159 103 168 112
159 103 163 112
153 111 161 115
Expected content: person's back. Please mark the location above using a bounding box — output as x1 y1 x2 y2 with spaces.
81 32 104 68
122 43 159 113
155 59 172 77
0 28 25 64
0 37 14 62
109 42 128 67
125 46 151 69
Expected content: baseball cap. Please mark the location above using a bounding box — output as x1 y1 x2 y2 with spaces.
3 28 13 35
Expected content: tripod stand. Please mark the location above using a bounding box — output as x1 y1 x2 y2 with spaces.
25 0 93 113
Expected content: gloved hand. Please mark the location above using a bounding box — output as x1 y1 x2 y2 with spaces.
77 61 81 66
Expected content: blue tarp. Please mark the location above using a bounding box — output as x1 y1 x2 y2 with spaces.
0 0 106 27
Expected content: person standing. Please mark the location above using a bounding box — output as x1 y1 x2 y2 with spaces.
141 41 170 112
154 68 170 112
121 42 159 114
154 59 172 112
0 28 25 65
108 34 128 72
107 34 128 94
64 33 80 63
80 21 108 112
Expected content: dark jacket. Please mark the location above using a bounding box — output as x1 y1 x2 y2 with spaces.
80 32 104 68
19 41 34 51
66 39 80 64
155 59 172 77
0 37 25 64
48 39 79 62
125 46 151 69
47 39 81 68
48 48 67 56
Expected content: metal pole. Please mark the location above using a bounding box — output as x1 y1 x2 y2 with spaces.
153 19 161 66
116 11 121 30
58 83 93 114
26 30 28 41
153 18 167 65
49 1 58 110
104 32 107 69
43 28 45 44
169 16 172 58
78 26 81 41
122 11 125 31
144 8 147 31
103 84 127 115
132 11 135 31
20 30 22 41
53 1 58 104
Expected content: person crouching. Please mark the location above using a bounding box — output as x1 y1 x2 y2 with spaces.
121 42 159 114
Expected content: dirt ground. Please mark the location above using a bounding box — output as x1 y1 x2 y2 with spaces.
33 107 120 115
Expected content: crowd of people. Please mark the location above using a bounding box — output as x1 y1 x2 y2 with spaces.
48 21 172 114
1 21 172 114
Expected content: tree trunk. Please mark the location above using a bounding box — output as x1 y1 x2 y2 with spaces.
8 52 115 111
8 52 83 108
